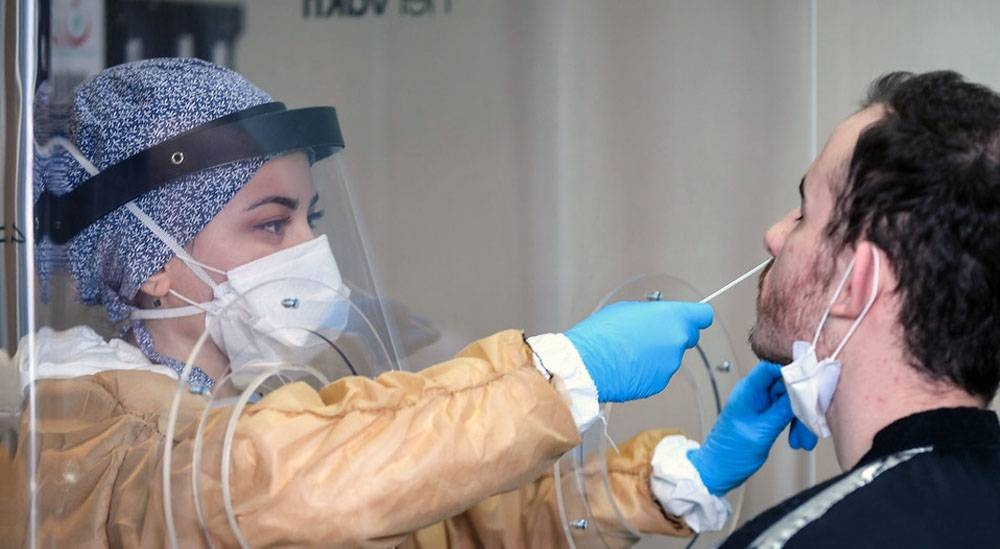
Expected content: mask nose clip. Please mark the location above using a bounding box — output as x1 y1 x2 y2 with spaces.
281 297 300 309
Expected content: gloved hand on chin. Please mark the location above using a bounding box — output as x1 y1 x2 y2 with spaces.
687 361 815 496
565 301 714 403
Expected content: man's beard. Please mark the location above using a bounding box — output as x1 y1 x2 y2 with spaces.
749 254 833 364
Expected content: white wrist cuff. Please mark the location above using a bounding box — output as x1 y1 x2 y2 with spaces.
650 435 732 533
527 333 600 433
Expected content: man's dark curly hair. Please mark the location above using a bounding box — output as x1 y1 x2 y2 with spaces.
828 70 1000 403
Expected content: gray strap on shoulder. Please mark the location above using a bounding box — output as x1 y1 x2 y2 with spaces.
750 446 933 549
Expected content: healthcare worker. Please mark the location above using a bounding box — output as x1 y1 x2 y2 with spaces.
3 58 800 547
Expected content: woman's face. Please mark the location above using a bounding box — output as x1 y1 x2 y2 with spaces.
168 152 321 302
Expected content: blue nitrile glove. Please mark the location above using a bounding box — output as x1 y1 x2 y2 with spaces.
564 301 714 403
768 381 819 451
789 418 819 450
688 361 798 496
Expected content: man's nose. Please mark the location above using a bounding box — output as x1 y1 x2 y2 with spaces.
764 214 792 256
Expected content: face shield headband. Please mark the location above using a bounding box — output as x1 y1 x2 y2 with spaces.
34 102 345 245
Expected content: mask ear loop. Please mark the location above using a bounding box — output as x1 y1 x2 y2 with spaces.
130 291 215 320
124 202 226 290
829 247 880 361
36 138 222 320
36 136 100 176
809 256 858 348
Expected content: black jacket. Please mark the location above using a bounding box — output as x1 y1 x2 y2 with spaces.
722 407 1000 548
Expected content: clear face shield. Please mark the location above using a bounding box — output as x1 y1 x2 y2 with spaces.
32 102 407 380
555 275 747 549
9 89 418 544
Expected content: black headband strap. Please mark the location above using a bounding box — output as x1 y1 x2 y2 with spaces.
35 102 345 244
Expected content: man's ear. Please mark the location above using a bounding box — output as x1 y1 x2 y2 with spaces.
140 269 172 299
829 241 880 319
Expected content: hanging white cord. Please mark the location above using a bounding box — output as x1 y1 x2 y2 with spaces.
806 0 819 489
162 330 213 549
218 365 329 548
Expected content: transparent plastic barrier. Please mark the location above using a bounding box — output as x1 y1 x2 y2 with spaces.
163 279 396 547
555 275 746 549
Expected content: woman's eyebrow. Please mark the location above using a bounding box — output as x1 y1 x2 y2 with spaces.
245 195 300 211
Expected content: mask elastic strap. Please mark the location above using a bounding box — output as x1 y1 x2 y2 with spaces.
830 247 880 360
131 289 215 320
124 202 225 290
810 257 857 347
40 137 224 321
36 136 100 176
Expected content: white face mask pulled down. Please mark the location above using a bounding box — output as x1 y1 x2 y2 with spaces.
128 203 351 379
780 247 880 438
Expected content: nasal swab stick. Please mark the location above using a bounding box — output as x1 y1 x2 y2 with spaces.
699 257 774 304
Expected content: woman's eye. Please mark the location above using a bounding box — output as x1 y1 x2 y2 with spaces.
307 209 325 229
258 218 291 234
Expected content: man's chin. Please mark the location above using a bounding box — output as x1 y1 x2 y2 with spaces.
754 348 792 365
749 328 792 364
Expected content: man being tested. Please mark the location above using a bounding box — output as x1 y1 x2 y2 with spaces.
722 71 1000 547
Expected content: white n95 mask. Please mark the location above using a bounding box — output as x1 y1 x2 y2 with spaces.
780 247 880 438
197 235 351 369
129 203 351 376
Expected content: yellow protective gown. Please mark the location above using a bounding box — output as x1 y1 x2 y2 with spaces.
1 330 690 547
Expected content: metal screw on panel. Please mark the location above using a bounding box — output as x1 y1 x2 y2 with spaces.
281 297 300 309
570 519 589 530
645 290 663 302
716 361 733 373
